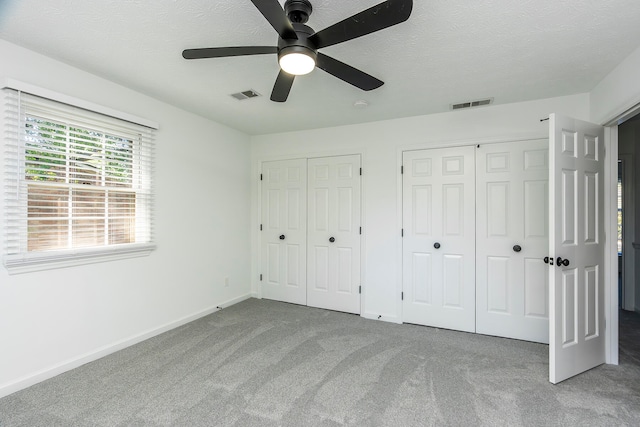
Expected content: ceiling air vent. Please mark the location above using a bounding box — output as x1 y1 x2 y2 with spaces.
451 98 493 110
230 90 261 101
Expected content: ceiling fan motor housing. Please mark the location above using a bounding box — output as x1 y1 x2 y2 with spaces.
277 23 317 64
284 0 313 24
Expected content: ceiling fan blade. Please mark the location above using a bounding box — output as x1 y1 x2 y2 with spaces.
271 70 295 102
251 0 298 40
316 53 383 91
309 0 412 49
182 46 277 59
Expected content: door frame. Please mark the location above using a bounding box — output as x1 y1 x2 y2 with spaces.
618 153 635 311
602 100 640 365
604 126 619 365
254 150 366 314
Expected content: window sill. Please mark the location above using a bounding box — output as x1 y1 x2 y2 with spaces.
3 243 156 275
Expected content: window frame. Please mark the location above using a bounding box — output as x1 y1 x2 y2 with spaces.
2 81 157 274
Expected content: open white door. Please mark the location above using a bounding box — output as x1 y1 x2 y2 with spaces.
549 113 606 384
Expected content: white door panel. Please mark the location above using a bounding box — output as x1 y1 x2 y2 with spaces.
476 140 549 343
549 114 605 384
307 155 361 314
261 159 307 305
403 147 476 332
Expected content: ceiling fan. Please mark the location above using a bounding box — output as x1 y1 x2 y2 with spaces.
182 0 413 102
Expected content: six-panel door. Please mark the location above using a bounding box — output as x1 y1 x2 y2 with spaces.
402 147 476 332
549 114 605 384
476 140 550 343
307 155 362 314
260 159 307 305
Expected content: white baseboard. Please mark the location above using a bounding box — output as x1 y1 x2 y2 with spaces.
218 293 252 308
361 312 402 324
0 293 253 399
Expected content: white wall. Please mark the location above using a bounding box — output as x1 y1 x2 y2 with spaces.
251 94 590 322
590 45 640 312
590 45 640 125
0 40 252 397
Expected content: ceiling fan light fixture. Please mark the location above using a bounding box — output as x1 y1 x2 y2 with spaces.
278 46 317 75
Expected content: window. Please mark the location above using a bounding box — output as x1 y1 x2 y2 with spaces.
3 88 156 273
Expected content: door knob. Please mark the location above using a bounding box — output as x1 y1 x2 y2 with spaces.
279 235 285 240
434 242 441 249
556 257 570 267
329 237 335 243
544 256 549 264
513 245 522 253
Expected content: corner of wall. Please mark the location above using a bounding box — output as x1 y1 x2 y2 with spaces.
590 46 640 124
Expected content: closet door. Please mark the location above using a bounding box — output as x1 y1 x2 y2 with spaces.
261 159 307 305
476 140 549 343
402 147 476 332
307 155 361 314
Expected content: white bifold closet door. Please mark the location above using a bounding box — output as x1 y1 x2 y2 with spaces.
261 159 307 305
402 147 476 332
476 140 550 343
307 155 362 314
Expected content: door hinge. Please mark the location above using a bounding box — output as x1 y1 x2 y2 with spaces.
260 224 263 231
360 167 362 176
401 228 404 237
260 173 263 181
359 226 362 235
259 274 263 281
401 291 404 301
401 165 404 174
359 285 362 294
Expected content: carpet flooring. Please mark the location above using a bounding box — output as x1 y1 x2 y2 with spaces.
619 308 640 366
1 298 639 426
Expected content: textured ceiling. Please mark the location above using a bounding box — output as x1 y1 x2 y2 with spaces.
1 0 640 135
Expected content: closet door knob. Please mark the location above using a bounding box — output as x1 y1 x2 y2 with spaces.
556 257 570 267
434 242 441 249
329 237 335 243
279 235 285 240
513 245 522 253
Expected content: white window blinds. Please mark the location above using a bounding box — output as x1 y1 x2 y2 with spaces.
3 88 156 273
